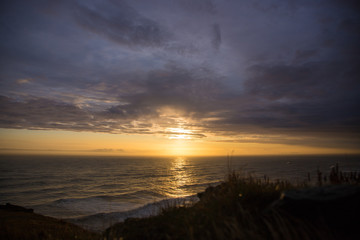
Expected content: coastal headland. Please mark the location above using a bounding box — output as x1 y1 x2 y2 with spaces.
1 168 359 240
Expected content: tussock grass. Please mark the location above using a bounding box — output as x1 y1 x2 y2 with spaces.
316 163 360 185
104 166 359 240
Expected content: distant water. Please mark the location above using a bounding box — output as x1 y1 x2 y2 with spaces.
0 154 359 231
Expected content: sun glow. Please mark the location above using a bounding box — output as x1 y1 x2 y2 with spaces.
167 127 193 140
164 127 195 155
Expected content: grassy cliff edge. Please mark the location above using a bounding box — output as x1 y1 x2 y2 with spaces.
104 169 360 240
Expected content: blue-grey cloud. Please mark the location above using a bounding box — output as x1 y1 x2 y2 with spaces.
0 0 359 149
74 0 168 48
211 23 221 50
178 0 216 14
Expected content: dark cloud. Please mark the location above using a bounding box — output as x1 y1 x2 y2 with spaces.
210 59 360 136
1 0 360 150
0 95 91 131
293 49 318 63
74 1 168 48
0 94 155 134
211 23 221 50
1 53 359 144
0 65 223 135
330 0 360 11
102 65 224 120
178 0 216 14
243 61 356 102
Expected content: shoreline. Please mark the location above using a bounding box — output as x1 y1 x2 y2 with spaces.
2 166 360 239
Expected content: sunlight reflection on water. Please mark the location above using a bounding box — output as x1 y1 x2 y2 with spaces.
168 157 194 198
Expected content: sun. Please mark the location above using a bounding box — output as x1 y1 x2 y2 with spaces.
167 127 193 140
163 127 194 155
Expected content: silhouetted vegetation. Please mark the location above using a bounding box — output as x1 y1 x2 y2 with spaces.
104 166 360 240
315 163 360 185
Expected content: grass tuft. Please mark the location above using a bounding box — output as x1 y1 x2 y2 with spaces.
104 164 359 240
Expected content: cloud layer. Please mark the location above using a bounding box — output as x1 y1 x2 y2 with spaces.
0 0 359 148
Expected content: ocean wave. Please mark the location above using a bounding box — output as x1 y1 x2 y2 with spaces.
66 195 199 232
31 190 170 219
54 190 167 205
178 181 222 190
95 183 126 190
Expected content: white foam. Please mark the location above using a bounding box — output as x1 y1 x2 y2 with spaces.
66 195 199 231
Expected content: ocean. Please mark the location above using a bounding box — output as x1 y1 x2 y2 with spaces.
1 154 359 231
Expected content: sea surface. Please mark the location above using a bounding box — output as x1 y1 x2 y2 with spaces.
0 154 359 231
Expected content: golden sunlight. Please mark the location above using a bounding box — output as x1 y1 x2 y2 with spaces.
167 127 193 140
168 157 193 197
167 139 190 156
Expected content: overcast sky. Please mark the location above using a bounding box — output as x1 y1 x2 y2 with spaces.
1 0 359 153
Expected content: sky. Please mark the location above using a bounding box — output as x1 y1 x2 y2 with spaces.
0 0 359 156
